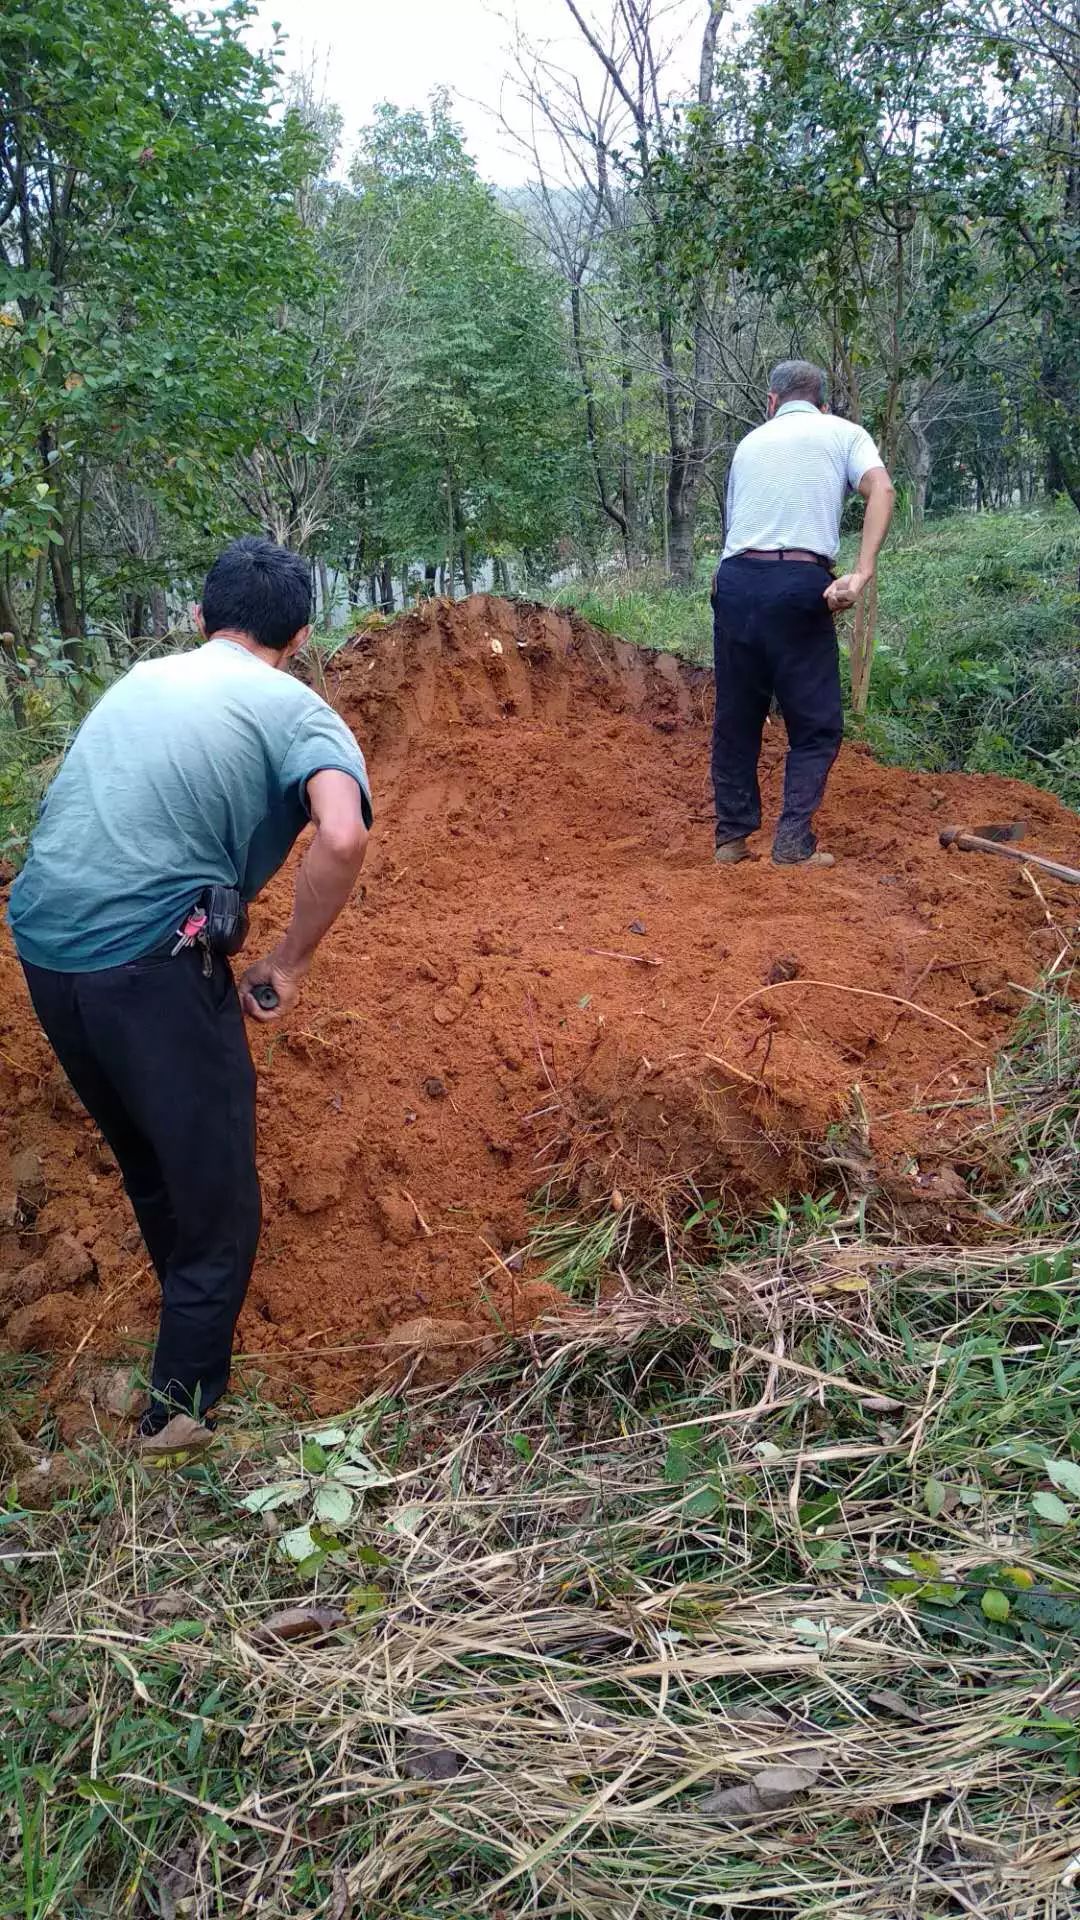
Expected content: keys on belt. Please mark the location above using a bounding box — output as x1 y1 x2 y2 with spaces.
172 908 213 976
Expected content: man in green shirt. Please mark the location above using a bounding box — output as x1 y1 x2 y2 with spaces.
9 538 372 1440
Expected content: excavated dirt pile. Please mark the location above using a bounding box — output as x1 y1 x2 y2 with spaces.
2 593 1077 1414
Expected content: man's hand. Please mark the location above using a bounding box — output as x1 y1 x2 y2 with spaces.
239 948 308 1024
823 569 872 612
239 770 368 1025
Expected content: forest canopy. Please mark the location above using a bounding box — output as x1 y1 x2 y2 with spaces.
0 0 1077 680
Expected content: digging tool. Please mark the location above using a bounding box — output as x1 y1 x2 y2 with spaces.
940 822 1080 886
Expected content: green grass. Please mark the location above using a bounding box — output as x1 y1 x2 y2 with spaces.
554 503 1080 807
3 977 1078 1918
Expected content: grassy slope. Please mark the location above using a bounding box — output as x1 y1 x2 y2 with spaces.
555 504 1080 808
2 987 1078 1918
2 505 1078 1916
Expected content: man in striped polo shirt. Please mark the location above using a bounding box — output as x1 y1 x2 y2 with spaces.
711 360 895 867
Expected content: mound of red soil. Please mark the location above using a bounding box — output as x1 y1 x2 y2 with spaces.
1 594 1076 1413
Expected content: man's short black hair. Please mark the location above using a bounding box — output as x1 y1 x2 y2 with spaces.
201 537 312 652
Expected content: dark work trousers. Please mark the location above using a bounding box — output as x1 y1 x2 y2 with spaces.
711 556 843 861
20 945 260 1424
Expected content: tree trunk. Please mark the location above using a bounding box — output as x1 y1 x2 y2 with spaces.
568 282 630 555
908 406 932 525
317 557 331 623
367 572 379 610
0 575 26 726
378 564 394 615
424 563 437 598
461 537 473 596
50 538 81 655
151 587 169 638
667 456 695 589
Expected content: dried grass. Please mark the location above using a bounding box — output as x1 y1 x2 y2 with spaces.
2 981 1079 1918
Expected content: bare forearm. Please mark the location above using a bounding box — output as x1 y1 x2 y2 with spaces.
856 481 895 577
277 828 367 972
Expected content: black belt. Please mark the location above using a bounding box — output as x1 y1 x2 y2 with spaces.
738 547 832 566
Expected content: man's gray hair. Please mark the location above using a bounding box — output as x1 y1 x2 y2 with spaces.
768 359 828 407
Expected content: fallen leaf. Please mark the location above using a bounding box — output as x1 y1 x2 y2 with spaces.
102 1366 143 1419
561 1695 624 1731
403 1726 465 1780
137 1590 196 1623
867 1688 924 1724
47 1701 90 1729
329 1864 352 1920
765 955 801 986
701 1754 823 1821
250 1605 345 1649
155 1845 196 1920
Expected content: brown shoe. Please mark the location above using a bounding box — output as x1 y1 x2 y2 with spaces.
714 838 755 865
773 848 835 868
138 1413 216 1460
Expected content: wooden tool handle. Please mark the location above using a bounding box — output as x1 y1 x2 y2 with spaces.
957 834 1080 885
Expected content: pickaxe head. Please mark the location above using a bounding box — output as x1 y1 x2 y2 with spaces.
940 820 1026 849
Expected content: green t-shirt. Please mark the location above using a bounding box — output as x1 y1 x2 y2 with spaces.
9 638 372 972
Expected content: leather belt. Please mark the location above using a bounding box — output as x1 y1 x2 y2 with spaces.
740 547 831 565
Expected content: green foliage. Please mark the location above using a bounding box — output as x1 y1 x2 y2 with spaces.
856 506 1080 802
0 0 317 666
342 97 583 585
561 504 1079 806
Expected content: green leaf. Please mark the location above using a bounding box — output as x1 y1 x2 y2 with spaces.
981 1589 1011 1622
279 1523 318 1563
309 1426 347 1447
314 1482 355 1528
300 1441 329 1475
1045 1459 1080 1501
204 1814 239 1844
75 1778 122 1803
509 1433 534 1462
239 1479 305 1513
333 1462 393 1489
295 1549 329 1580
388 1502 426 1536
924 1478 947 1518
1032 1491 1072 1527
685 1482 724 1519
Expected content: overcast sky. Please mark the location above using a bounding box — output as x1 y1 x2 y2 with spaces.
250 0 704 186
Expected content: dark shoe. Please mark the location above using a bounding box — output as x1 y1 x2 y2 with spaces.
714 838 756 865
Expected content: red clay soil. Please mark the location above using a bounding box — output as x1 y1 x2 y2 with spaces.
1 594 1077 1416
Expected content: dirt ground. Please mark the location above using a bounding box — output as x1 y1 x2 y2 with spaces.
2 593 1077 1416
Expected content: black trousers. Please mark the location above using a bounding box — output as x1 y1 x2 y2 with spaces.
711 556 843 860
20 945 260 1423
